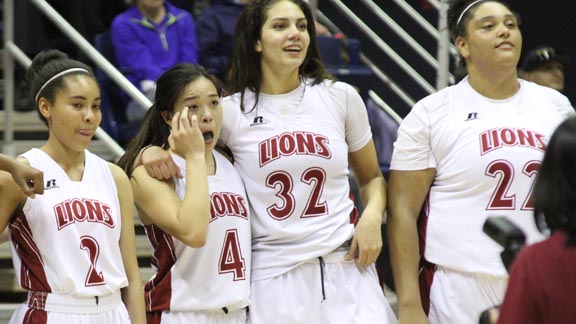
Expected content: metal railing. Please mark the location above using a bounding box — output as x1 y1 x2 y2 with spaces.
320 0 457 106
2 0 152 159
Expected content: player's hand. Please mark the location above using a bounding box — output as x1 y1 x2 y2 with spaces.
142 146 182 180
8 162 44 198
346 208 382 266
168 107 205 159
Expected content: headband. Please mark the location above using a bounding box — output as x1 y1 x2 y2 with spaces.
34 68 90 103
456 0 485 30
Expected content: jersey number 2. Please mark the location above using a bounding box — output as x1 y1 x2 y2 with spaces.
485 159 540 210
80 235 106 286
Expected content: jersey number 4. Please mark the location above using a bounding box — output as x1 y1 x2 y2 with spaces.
219 229 246 281
485 159 540 210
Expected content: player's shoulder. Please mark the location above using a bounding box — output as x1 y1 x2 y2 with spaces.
107 161 130 184
315 78 358 96
521 80 575 116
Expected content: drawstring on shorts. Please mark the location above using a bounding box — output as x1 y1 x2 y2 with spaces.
318 256 326 302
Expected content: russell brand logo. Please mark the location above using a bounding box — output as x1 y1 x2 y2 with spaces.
45 179 59 190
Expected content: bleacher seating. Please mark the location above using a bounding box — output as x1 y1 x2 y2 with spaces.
316 35 375 100
93 30 140 147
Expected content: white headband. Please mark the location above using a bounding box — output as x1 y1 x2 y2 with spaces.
456 0 485 29
34 68 90 103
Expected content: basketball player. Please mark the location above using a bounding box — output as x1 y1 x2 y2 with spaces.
137 1 398 323
0 50 145 323
0 154 44 197
116 64 251 323
387 1 575 324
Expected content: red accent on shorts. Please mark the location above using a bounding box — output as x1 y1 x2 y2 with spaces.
419 259 437 316
22 307 48 323
147 311 162 324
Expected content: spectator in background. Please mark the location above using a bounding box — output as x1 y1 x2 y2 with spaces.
111 0 198 120
497 116 576 324
196 0 249 83
518 45 570 92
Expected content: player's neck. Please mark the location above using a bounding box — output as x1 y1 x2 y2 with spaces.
467 70 520 100
260 69 301 95
40 141 86 181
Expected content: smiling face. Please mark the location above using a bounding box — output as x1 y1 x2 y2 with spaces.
39 74 101 152
255 0 310 77
456 1 522 71
172 77 222 152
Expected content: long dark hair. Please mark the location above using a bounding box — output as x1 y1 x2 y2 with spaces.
117 64 223 176
28 49 95 126
533 116 576 246
226 0 332 112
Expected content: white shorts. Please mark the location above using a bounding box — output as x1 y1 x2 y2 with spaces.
428 266 507 324
147 307 247 324
249 250 397 324
9 291 130 324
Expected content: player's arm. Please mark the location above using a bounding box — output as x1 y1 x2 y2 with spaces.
0 154 44 197
131 110 210 247
0 171 28 242
387 168 435 324
347 139 386 267
134 146 180 180
109 163 146 324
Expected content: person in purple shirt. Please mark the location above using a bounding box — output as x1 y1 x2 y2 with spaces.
111 0 198 118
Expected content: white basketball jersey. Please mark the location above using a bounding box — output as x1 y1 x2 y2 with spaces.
144 151 251 312
10 148 127 296
391 78 575 276
220 79 372 281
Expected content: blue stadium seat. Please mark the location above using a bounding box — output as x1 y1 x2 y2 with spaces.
316 35 375 100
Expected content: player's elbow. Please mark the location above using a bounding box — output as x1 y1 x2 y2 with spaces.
180 227 208 248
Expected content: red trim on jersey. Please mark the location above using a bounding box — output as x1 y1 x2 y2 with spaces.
417 193 433 315
10 210 51 292
419 259 436 316
348 191 359 226
417 193 431 257
144 225 176 312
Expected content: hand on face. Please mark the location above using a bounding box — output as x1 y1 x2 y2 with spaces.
168 107 206 159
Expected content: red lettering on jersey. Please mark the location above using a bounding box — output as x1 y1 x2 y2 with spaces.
259 131 331 166
278 133 297 157
54 201 74 229
210 192 249 222
480 128 547 155
54 199 115 230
